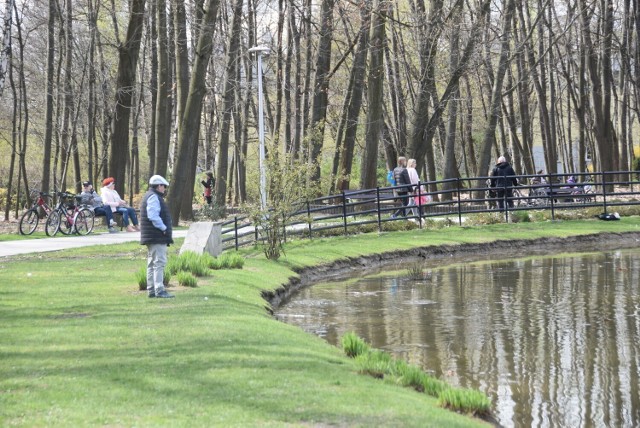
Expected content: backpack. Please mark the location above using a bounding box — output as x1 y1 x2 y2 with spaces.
386 170 396 186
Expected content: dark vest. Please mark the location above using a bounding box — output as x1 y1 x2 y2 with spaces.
140 189 173 245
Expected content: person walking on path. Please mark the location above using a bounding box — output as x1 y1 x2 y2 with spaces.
392 156 412 218
201 172 215 205
490 156 519 209
140 175 174 299
406 158 426 217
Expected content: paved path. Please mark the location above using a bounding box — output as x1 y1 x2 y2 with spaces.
0 229 189 258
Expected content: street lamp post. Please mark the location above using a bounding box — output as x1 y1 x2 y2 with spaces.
248 46 270 211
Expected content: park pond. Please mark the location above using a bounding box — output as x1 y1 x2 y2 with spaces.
275 247 640 427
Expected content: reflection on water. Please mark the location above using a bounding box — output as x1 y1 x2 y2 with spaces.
275 249 640 427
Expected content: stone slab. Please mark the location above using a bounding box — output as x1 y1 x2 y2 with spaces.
179 221 222 257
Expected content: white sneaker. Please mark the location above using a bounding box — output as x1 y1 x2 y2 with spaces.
109 220 117 227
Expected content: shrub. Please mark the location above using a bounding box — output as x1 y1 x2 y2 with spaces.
422 375 450 397
135 266 172 289
135 267 147 290
341 332 491 416
406 262 424 280
354 350 392 378
510 210 531 223
166 255 182 276
394 362 428 392
437 387 491 416
167 251 212 277
198 203 226 221
207 252 245 270
176 271 198 288
218 252 245 269
341 331 370 358
186 257 211 277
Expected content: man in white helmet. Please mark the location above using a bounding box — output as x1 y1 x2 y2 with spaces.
140 175 174 298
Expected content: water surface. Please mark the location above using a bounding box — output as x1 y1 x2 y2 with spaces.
275 249 640 427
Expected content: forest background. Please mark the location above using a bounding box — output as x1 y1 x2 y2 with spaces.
0 0 638 226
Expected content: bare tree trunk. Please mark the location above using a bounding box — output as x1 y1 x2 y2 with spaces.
335 0 370 191
41 0 57 192
308 0 334 182
409 0 490 195
154 0 170 177
385 3 408 155
580 0 616 178
86 0 98 185
360 0 388 189
476 0 515 176
60 0 75 190
173 0 189 155
169 0 220 223
441 9 462 198
147 0 158 175
409 0 444 185
214 0 243 208
4 32 16 220
0 0 13 96
108 0 146 196
15 8 29 206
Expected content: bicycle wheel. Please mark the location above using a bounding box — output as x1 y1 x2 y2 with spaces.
58 208 75 235
512 189 525 207
73 208 95 235
45 210 61 236
19 209 39 235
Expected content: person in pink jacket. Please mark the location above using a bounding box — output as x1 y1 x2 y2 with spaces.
100 177 140 232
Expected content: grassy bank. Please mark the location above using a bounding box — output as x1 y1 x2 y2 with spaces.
2 218 640 426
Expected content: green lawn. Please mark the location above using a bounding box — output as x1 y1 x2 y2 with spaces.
2 217 639 426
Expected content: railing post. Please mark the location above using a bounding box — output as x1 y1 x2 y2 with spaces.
503 181 509 222
282 212 287 243
456 178 462 225
417 181 423 229
376 187 382 232
602 172 608 213
341 191 348 236
549 178 556 221
307 200 313 239
234 216 239 250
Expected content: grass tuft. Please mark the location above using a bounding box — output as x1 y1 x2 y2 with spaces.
406 262 424 280
135 266 172 289
354 350 392 378
341 331 370 357
135 267 147 290
343 332 491 416
437 387 492 416
176 270 198 287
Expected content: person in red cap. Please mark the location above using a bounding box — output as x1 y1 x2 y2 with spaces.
100 177 140 232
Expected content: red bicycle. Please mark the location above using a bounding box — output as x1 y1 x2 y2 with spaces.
45 192 95 236
19 191 55 235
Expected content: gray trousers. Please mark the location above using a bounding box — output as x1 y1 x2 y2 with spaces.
146 243 168 292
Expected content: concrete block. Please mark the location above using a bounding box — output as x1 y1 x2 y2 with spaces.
179 221 222 257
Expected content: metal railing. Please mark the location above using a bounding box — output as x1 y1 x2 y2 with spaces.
220 170 640 251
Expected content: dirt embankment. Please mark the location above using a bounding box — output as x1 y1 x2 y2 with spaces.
264 231 640 311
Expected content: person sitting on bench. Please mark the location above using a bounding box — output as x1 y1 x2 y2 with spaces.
101 177 140 232
80 181 118 233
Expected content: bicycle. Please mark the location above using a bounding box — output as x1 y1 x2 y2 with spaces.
19 191 55 235
45 192 95 236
